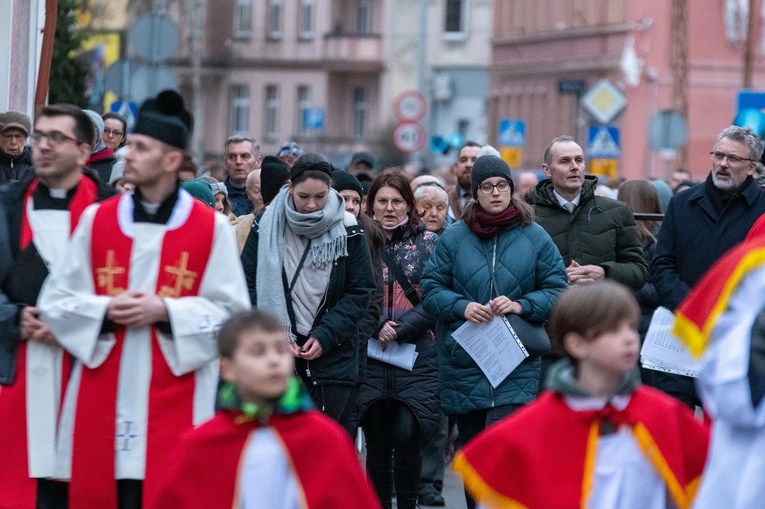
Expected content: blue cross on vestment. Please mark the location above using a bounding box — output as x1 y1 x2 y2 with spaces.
117 421 140 452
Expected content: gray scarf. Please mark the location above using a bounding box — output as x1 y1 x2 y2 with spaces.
256 186 348 338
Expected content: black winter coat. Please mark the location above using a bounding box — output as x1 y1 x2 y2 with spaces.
0 146 34 184
534 175 648 290
356 224 441 444
651 174 765 311
240 215 376 386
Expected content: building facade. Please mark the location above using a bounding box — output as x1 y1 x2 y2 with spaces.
490 0 765 180
158 0 491 168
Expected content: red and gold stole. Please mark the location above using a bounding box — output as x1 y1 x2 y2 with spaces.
69 195 215 509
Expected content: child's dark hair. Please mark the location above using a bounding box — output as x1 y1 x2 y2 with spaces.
549 281 639 356
218 309 286 359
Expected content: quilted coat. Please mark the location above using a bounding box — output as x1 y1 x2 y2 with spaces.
420 220 567 415
534 175 648 290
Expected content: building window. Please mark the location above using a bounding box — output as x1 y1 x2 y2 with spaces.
444 0 466 36
268 0 283 38
357 0 373 35
233 0 252 38
265 85 279 140
299 0 314 38
297 86 311 134
352 87 367 140
230 85 250 134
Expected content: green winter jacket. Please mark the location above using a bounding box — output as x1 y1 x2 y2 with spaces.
534 176 648 290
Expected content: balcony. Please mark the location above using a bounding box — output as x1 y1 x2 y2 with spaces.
322 33 383 71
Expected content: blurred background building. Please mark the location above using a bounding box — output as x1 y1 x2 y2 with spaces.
4 0 765 179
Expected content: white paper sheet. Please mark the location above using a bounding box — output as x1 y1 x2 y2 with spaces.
640 306 701 378
452 315 529 388
367 338 419 371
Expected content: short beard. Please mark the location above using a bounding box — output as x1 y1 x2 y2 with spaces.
712 172 741 192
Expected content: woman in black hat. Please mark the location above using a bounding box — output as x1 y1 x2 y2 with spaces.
420 153 568 509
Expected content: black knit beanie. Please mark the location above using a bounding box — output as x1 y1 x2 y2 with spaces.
471 155 514 197
289 159 333 182
260 155 290 204
331 170 364 197
133 90 193 150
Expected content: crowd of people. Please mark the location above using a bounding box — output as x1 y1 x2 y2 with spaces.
1 90 765 509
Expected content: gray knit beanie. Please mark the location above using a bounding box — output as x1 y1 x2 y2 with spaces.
471 155 514 197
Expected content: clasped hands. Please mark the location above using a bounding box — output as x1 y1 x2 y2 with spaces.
464 296 522 324
566 260 605 285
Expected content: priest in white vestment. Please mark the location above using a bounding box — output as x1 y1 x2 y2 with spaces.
38 90 250 509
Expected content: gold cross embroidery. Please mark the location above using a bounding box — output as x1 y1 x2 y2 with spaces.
96 250 126 296
158 252 198 298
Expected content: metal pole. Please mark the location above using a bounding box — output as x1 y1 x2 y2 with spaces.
744 0 758 89
411 0 428 170
189 0 205 163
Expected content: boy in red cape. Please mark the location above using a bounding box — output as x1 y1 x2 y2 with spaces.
150 309 381 509
453 281 709 509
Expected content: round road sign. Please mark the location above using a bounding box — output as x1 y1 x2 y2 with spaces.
394 91 427 122
393 122 426 153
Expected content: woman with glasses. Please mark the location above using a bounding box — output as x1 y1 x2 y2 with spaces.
421 154 567 509
101 113 127 152
356 170 440 509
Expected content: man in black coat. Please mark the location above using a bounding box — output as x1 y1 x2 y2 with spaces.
651 124 765 407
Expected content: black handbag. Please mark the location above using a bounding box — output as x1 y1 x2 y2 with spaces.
482 242 551 356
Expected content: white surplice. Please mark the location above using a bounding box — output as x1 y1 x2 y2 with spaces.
22 205 70 478
38 190 251 480
693 263 765 509
240 428 301 509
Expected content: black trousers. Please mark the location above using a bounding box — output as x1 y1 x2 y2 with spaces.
35 479 141 509
363 400 421 509
455 404 522 509
295 359 354 423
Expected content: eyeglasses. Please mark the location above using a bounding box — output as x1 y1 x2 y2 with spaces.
375 197 408 208
478 180 511 195
710 151 755 164
31 130 82 146
103 128 124 137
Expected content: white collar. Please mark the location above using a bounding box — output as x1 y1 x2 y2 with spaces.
553 190 581 209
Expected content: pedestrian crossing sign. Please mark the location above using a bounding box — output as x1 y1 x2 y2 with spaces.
588 126 621 159
498 119 526 147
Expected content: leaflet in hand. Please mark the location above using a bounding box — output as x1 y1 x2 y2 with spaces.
367 338 419 371
452 315 529 388
640 306 701 378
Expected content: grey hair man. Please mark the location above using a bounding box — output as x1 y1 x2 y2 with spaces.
224 135 261 216
651 125 765 408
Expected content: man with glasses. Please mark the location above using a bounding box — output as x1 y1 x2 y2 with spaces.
0 104 115 509
223 135 261 216
534 135 648 290
37 91 249 508
650 125 765 408
0 111 34 183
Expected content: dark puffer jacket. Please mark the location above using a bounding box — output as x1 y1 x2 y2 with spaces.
356 223 441 444
534 175 648 290
421 220 567 415
240 214 375 387
0 146 34 184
